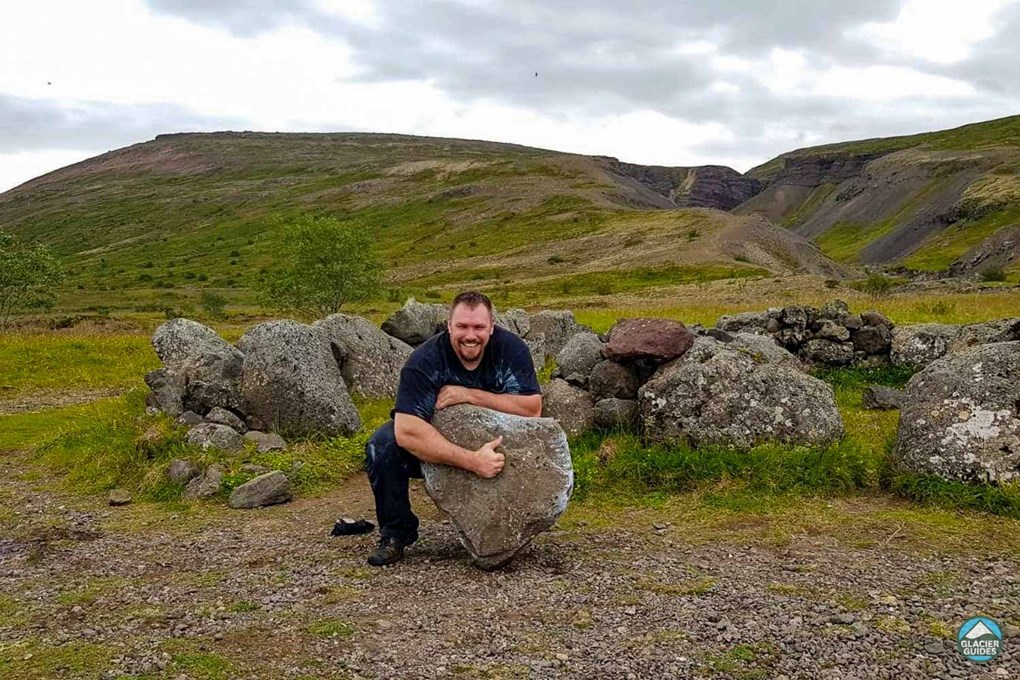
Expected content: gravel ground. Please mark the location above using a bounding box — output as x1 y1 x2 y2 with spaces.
1 452 1018 679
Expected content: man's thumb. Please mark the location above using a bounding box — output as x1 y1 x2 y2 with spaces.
491 435 503 449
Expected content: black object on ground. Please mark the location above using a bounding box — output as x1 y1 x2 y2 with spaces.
331 518 375 536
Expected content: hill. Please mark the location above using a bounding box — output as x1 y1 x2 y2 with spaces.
737 115 1020 275
0 132 846 312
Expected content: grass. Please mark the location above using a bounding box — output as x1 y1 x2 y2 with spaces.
0 331 156 399
16 389 391 501
904 205 1020 271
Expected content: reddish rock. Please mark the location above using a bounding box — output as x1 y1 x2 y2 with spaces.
602 318 695 363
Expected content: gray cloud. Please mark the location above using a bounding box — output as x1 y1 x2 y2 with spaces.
0 95 246 154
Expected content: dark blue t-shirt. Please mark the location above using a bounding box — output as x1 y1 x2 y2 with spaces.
393 326 541 423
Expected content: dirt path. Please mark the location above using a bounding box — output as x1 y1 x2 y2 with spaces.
1 452 1017 679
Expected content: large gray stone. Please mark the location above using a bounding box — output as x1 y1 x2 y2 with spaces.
639 337 844 449
524 333 546 373
952 318 1020 352
724 332 805 372
381 298 448 346
228 471 293 509
244 431 289 453
890 324 959 368
186 423 244 452
555 332 604 386
238 321 361 437
893 342 1020 484
205 406 247 433
588 360 640 400
715 310 774 335
528 310 590 359
852 325 892 354
315 313 413 399
144 368 185 417
167 459 200 484
541 379 595 437
494 308 530 337
150 318 244 414
426 405 573 570
184 463 225 500
862 385 905 410
802 339 855 366
593 398 639 429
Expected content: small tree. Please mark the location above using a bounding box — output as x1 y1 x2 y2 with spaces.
0 230 66 329
199 290 228 320
253 216 380 317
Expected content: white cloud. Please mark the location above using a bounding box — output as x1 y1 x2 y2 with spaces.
853 0 1013 64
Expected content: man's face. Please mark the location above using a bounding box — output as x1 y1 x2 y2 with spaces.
448 303 493 365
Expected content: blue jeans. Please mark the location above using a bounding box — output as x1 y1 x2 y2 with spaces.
365 420 422 544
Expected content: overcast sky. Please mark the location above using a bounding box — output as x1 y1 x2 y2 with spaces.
1 0 1019 192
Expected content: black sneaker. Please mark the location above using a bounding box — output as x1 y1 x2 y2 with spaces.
367 536 408 567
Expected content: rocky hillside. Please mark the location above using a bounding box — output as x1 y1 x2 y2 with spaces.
0 132 844 307
737 115 1020 275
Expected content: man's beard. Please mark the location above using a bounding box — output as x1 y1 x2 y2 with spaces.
456 339 483 362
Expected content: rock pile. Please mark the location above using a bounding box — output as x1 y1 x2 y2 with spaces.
716 300 1020 370
540 318 844 449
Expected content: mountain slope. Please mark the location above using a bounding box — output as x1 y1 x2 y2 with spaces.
0 132 847 309
737 116 1020 274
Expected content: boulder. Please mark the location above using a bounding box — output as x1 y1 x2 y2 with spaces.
780 306 811 330
167 459 200 484
862 385 905 410
801 339 855 366
524 333 546 373
380 298 448 346
238 321 361 437
952 318 1020 352
228 471 293 509
184 463 225 500
426 405 573 570
108 489 132 506
724 332 805 372
593 398 639 429
890 324 959 368
588 360 640 400
150 318 244 414
494 308 530 337
817 299 851 324
244 431 288 453
144 369 185 417
186 423 244 452
639 337 844 449
205 406 247 433
541 379 595 437
528 310 590 359
813 320 850 343
602 318 695 363
852 325 892 354
315 313 413 398
175 410 204 427
555 332 604 386
715 310 774 335
861 310 893 328
894 342 1020 484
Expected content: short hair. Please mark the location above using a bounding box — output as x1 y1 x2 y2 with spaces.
450 291 493 317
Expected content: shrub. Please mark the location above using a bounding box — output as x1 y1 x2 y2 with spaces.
200 291 228 319
980 266 1007 282
253 215 381 316
0 230 66 328
547 255 565 264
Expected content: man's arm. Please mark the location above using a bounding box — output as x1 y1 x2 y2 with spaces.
394 412 505 478
435 386 542 417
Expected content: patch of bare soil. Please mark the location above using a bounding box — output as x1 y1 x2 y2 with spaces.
1 454 1016 679
0 389 123 415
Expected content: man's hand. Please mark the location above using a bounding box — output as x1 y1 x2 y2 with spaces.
472 436 505 478
436 385 475 410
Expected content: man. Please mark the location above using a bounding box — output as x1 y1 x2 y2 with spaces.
364 291 543 566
